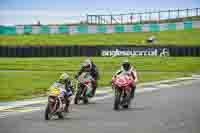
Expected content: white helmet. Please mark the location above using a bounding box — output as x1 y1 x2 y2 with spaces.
82 59 92 71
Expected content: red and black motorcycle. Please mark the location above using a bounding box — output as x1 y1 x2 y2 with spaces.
112 73 135 110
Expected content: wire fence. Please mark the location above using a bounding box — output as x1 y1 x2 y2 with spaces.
87 8 200 24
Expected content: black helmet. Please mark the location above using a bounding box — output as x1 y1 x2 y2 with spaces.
122 60 131 71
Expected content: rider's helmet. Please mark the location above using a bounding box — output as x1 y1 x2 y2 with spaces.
58 72 69 84
122 59 131 71
86 58 94 65
82 59 92 72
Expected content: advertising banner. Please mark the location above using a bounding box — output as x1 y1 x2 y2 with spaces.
101 47 170 57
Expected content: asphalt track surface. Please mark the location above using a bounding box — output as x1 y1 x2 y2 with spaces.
0 80 200 133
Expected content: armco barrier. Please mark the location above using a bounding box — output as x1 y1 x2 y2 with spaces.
0 46 200 57
0 21 199 35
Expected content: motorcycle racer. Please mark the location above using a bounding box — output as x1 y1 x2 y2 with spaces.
113 59 138 99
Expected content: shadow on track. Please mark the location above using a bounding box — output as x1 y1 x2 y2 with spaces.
114 106 152 112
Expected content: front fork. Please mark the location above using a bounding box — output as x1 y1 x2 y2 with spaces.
49 97 65 113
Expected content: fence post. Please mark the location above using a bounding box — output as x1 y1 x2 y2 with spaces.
121 14 123 24
94 15 97 24
186 8 189 17
99 16 102 24
177 9 180 18
103 16 105 24
88 16 91 24
91 16 94 24
168 10 170 22
96 15 99 24
158 10 161 22
110 15 112 25
149 11 152 23
89 15 91 24
86 15 89 24
140 13 142 24
91 16 93 24
97 16 99 24
100 16 103 24
131 13 133 24
98 16 101 24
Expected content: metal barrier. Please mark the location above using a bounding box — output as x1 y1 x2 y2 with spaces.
0 21 198 35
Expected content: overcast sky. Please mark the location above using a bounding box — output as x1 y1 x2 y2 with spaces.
0 0 199 25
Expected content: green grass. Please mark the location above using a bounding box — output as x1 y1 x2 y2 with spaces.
0 71 188 101
0 71 59 101
0 29 200 46
0 57 200 73
0 57 199 101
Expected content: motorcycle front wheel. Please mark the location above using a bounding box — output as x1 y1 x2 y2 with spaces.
57 112 64 119
122 93 131 109
74 86 83 104
113 88 121 110
83 91 89 104
45 103 52 120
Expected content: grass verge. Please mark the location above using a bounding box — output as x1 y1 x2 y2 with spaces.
0 57 199 101
0 71 189 102
0 29 200 46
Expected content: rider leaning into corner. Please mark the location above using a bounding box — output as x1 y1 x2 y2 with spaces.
75 59 100 97
113 59 138 99
49 72 74 110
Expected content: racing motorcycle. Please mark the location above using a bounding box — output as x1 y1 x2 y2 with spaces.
112 73 135 110
45 85 70 120
74 72 94 104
